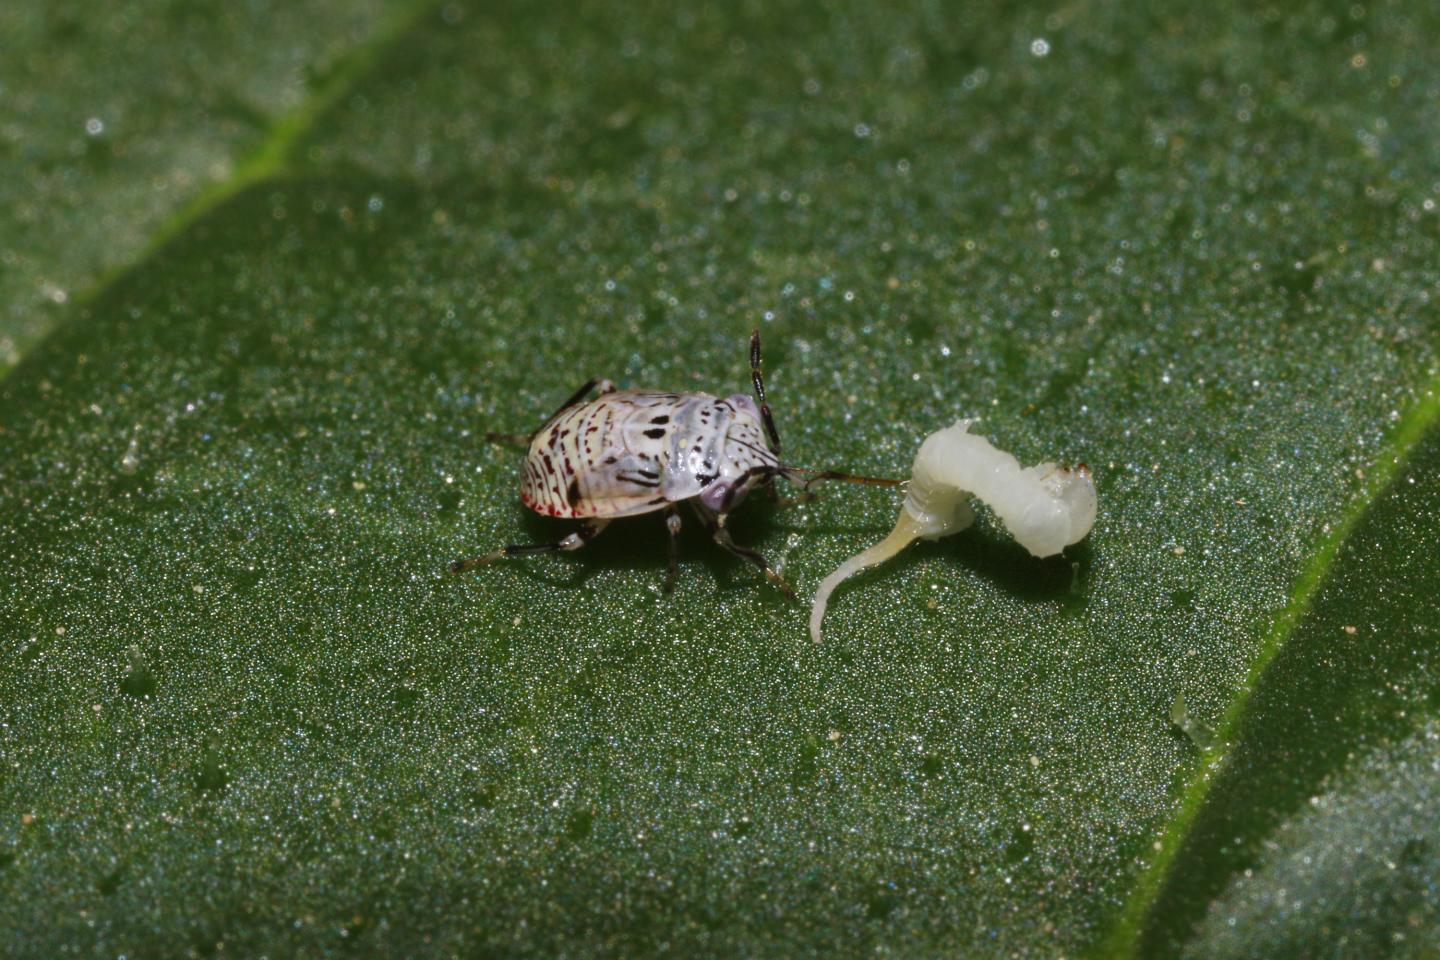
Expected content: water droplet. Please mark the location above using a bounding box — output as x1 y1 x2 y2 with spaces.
1030 37 1051 57
1169 692 1215 749
119 646 157 698
119 437 140 475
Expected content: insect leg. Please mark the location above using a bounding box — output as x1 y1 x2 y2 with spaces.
699 506 795 599
523 377 619 438
488 379 617 447
450 519 611 573
549 377 617 420
719 464 786 514
663 508 682 594
749 329 782 454
768 485 817 509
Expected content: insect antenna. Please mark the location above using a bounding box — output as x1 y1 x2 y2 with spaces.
749 329 782 454
782 464 906 492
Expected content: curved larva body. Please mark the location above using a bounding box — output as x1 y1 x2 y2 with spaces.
807 420 1097 642
522 390 780 519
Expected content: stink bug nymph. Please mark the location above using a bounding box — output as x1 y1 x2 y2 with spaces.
452 331 900 596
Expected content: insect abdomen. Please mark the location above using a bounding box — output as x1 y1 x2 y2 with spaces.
520 391 712 519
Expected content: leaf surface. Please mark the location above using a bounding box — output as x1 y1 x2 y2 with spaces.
3 1 1439 956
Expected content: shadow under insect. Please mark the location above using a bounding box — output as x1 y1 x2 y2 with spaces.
481 497 799 596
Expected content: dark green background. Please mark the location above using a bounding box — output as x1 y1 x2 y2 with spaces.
3 1 1439 956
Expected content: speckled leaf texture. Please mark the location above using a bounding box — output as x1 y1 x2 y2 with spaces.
3 1 1439 957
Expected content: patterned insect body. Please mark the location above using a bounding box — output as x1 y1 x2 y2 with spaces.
453 331 900 597
522 390 779 519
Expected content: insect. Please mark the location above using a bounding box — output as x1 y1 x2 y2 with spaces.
452 331 900 596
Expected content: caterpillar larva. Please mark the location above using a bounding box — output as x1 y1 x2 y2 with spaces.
809 420 1097 643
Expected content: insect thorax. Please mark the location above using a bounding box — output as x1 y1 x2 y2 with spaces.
521 390 780 518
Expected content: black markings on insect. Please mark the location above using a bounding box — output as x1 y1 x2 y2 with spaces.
453 331 901 596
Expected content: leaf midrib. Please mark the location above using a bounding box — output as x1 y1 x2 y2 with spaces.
0 0 441 386
1093 374 1440 958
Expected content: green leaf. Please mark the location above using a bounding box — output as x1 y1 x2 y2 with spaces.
1102 398 1440 957
0 0 422 369
3 1 1439 956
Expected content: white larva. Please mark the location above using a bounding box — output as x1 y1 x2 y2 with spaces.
808 419 1097 643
